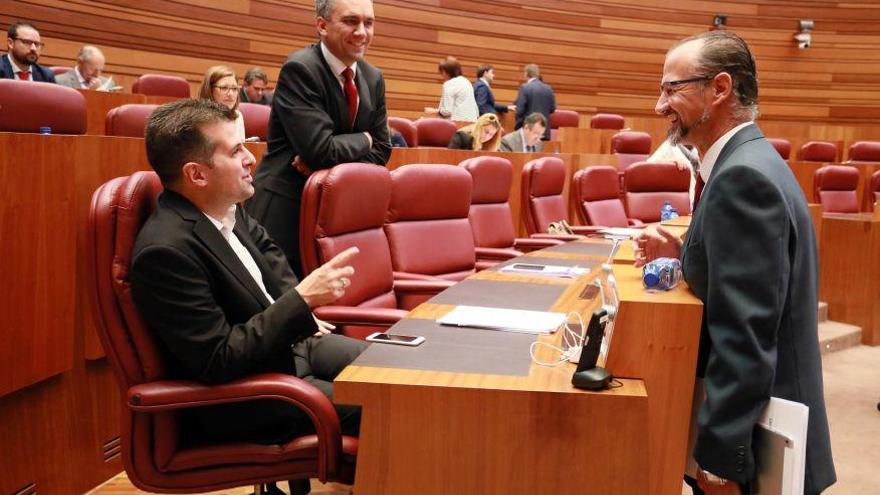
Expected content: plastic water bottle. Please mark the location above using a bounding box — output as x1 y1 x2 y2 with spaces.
669 206 680 219
660 201 673 221
38 126 52 135
642 257 682 291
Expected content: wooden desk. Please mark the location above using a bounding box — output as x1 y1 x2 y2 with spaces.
820 212 880 345
79 91 182 136
337 240 703 494
558 127 619 154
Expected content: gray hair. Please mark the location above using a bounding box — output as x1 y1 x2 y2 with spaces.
316 0 333 18
524 64 540 79
77 45 103 63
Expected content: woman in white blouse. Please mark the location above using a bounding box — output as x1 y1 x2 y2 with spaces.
425 57 479 122
198 65 246 141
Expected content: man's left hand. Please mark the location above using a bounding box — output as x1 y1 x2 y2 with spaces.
291 156 312 176
312 315 335 337
697 469 742 495
87 78 102 91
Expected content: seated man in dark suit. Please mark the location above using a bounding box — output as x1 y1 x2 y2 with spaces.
131 99 367 495
2 22 55 82
240 67 273 106
499 112 546 152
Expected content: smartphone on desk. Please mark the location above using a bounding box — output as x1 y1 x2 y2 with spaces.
365 332 425 346
510 263 546 271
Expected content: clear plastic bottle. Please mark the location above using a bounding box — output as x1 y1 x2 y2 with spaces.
642 257 682 291
660 201 673 221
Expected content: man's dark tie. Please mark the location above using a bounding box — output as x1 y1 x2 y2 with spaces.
17 70 29 81
341 67 358 127
693 173 705 211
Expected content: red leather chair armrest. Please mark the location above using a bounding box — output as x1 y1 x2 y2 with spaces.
475 260 501 271
512 237 564 250
627 219 646 227
393 279 455 294
475 247 523 261
530 233 584 242
314 306 408 327
570 225 604 234
392 271 446 281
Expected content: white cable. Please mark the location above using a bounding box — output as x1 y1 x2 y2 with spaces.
529 311 586 366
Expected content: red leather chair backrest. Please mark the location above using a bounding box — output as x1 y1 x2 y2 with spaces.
132 74 190 98
873 170 880 205
388 116 418 147
813 165 860 213
51 66 73 75
300 163 397 308
624 161 691 222
797 141 838 162
385 164 476 279
767 138 791 160
105 104 158 137
459 156 517 248
590 113 625 130
238 102 271 141
549 110 579 129
848 141 880 162
0 80 87 134
414 118 458 147
611 131 652 170
521 157 569 235
573 166 629 227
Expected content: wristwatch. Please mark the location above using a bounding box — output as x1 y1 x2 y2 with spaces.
701 469 728 486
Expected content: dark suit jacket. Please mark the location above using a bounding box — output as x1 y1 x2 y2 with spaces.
239 87 273 106
473 79 508 115
131 190 318 443
514 78 555 140
0 54 56 82
448 130 475 150
682 124 835 493
247 43 390 277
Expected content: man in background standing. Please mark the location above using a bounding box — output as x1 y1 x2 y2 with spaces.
473 63 513 116
513 63 554 140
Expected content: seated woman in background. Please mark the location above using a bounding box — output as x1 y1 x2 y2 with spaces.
448 113 502 151
425 57 479 122
198 65 245 141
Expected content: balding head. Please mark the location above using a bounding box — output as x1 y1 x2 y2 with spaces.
75 45 106 83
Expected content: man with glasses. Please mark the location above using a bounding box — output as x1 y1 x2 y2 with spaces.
635 31 835 495
248 0 390 278
240 67 273 106
2 22 55 82
499 112 546 152
55 45 116 91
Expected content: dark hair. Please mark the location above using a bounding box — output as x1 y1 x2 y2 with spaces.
524 64 540 79
7 21 36 39
523 112 547 128
145 99 237 186
476 64 493 79
243 67 268 85
439 57 462 78
674 31 758 118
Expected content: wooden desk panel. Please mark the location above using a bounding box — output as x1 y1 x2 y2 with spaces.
558 127 618 154
80 91 148 135
789 160 880 212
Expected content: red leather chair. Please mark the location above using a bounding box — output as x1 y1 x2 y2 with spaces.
848 141 880 162
300 163 452 338
414 118 457 147
0 79 86 134
51 66 73 75
813 165 860 213
767 138 791 160
623 161 692 222
105 104 159 137
611 131 652 170
87 172 356 493
132 74 191 98
797 141 838 162
388 117 418 147
549 109 579 140
459 157 561 265
872 170 880 205
573 166 644 228
239 102 271 141
385 164 477 281
521 157 599 237
590 113 625 130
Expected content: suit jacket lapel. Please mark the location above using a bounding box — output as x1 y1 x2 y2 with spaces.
314 44 351 131
352 62 373 131
231 214 285 300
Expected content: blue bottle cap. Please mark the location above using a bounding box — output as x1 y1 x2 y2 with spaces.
643 273 660 287
38 126 52 134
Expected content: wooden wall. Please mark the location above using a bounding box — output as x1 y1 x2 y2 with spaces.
3 0 880 125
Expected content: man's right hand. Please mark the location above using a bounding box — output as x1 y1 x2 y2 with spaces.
295 247 359 308
633 226 682 267
291 156 313 176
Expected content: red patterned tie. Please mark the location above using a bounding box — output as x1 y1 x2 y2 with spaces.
341 67 358 127
693 173 705 211
17 70 29 81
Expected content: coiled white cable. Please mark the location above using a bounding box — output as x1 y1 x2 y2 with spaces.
529 311 586 366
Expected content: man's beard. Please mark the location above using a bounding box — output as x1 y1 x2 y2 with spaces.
668 108 710 145
12 51 38 67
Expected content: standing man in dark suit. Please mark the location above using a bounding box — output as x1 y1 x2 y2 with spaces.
513 63 554 140
248 0 390 278
635 31 835 495
2 22 55 82
132 99 368 495
473 63 513 116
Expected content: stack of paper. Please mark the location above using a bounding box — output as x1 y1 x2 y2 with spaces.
437 306 566 334
498 263 588 279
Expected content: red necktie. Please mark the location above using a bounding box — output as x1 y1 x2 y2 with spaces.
341 67 358 127
17 70 29 81
693 173 705 211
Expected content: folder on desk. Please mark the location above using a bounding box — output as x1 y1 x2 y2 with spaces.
752 397 809 495
437 306 566 334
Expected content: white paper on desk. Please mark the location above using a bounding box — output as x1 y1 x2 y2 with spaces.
497 263 588 279
752 397 809 495
437 306 566 334
599 227 643 239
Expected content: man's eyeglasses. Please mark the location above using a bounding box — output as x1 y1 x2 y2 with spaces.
214 85 241 93
659 76 713 98
13 38 45 49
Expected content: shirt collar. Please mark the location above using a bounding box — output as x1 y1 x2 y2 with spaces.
7 55 28 75
526 77 537 84
320 42 357 79
74 66 87 86
480 77 490 87
203 205 237 236
699 121 753 183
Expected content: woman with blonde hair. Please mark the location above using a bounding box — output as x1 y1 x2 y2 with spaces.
198 65 246 141
448 113 502 151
